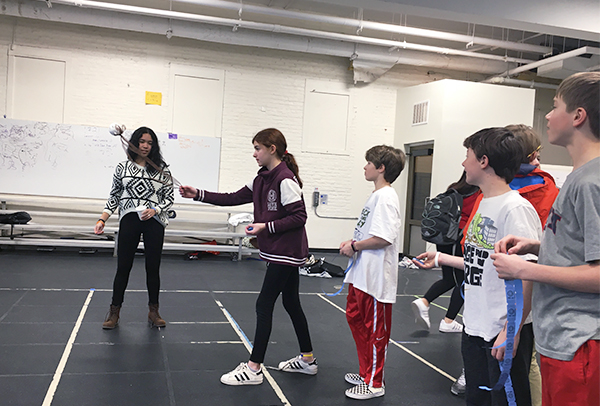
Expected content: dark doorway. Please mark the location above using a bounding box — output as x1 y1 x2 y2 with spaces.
403 144 433 257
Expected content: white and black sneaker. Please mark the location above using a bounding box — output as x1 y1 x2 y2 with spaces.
277 355 318 375
439 319 463 333
220 362 263 386
450 368 466 396
344 373 364 385
345 383 385 400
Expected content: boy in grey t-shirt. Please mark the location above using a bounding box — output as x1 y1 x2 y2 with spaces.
493 72 600 406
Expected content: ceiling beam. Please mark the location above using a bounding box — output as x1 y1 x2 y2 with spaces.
310 0 600 42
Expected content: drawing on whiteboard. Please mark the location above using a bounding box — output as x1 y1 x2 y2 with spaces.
0 124 42 171
44 124 75 168
1 117 221 200
0 122 75 171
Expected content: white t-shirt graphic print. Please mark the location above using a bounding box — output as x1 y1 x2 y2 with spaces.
344 186 401 303
462 190 541 341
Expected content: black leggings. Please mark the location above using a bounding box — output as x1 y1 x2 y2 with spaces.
423 242 464 320
250 263 313 364
111 212 165 306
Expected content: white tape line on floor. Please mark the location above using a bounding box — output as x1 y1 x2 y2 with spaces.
42 288 95 406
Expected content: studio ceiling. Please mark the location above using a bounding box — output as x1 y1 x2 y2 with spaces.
2 0 599 83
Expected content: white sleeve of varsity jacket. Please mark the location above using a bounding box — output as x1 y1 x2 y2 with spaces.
280 178 302 206
245 176 256 192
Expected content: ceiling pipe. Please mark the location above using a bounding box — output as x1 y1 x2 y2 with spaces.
503 46 600 77
482 76 558 89
175 0 552 55
3 1 514 76
40 0 535 65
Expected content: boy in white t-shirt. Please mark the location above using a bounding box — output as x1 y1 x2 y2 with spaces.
414 128 542 406
339 145 406 400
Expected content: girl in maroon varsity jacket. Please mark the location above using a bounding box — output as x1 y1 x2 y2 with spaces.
191 161 309 266
179 128 317 386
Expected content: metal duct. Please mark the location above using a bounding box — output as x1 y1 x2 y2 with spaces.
175 0 552 55
2 1 517 80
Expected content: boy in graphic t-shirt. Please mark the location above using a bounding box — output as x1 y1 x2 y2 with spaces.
414 128 542 406
339 145 406 400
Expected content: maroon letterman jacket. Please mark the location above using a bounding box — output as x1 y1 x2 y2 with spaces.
195 162 309 266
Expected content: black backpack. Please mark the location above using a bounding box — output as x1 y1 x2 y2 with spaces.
421 189 463 245
0 211 32 225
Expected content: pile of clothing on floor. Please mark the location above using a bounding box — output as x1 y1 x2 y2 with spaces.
299 255 346 278
399 256 419 269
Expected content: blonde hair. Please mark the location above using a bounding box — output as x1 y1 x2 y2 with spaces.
506 124 541 164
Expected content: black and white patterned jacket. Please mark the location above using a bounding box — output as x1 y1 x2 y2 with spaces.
103 160 174 227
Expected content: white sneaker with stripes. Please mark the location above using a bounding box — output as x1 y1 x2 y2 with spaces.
277 355 318 375
439 319 463 333
220 362 264 386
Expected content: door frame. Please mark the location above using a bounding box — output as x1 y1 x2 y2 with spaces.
403 143 434 256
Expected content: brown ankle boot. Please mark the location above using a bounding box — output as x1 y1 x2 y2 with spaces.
148 303 166 328
102 304 120 329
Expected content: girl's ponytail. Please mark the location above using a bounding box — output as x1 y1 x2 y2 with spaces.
281 152 303 188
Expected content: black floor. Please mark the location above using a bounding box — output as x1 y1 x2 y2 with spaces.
0 249 465 406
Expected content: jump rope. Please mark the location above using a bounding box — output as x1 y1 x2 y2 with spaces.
481 279 522 406
414 255 522 405
322 256 354 296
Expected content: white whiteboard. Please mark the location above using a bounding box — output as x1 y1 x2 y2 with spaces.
0 118 220 202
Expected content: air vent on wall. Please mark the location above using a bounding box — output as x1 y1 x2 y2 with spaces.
412 100 429 126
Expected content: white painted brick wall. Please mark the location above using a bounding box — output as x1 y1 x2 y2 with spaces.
0 15 460 249
0 17 12 116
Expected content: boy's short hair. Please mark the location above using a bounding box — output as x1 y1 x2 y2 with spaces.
365 145 406 183
556 72 600 139
463 127 521 183
506 124 541 164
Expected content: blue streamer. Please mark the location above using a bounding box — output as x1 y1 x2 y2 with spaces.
323 257 354 297
479 278 523 406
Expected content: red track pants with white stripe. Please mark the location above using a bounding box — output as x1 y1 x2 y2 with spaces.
346 284 392 388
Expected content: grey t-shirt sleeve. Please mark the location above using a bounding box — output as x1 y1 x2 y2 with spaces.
576 180 600 262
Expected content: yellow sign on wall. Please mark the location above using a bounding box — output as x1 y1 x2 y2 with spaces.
145 91 162 106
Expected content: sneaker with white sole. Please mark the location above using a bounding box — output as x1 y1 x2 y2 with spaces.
220 362 263 386
344 373 364 385
278 355 318 375
411 298 431 330
450 368 466 396
345 383 385 400
439 319 463 333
